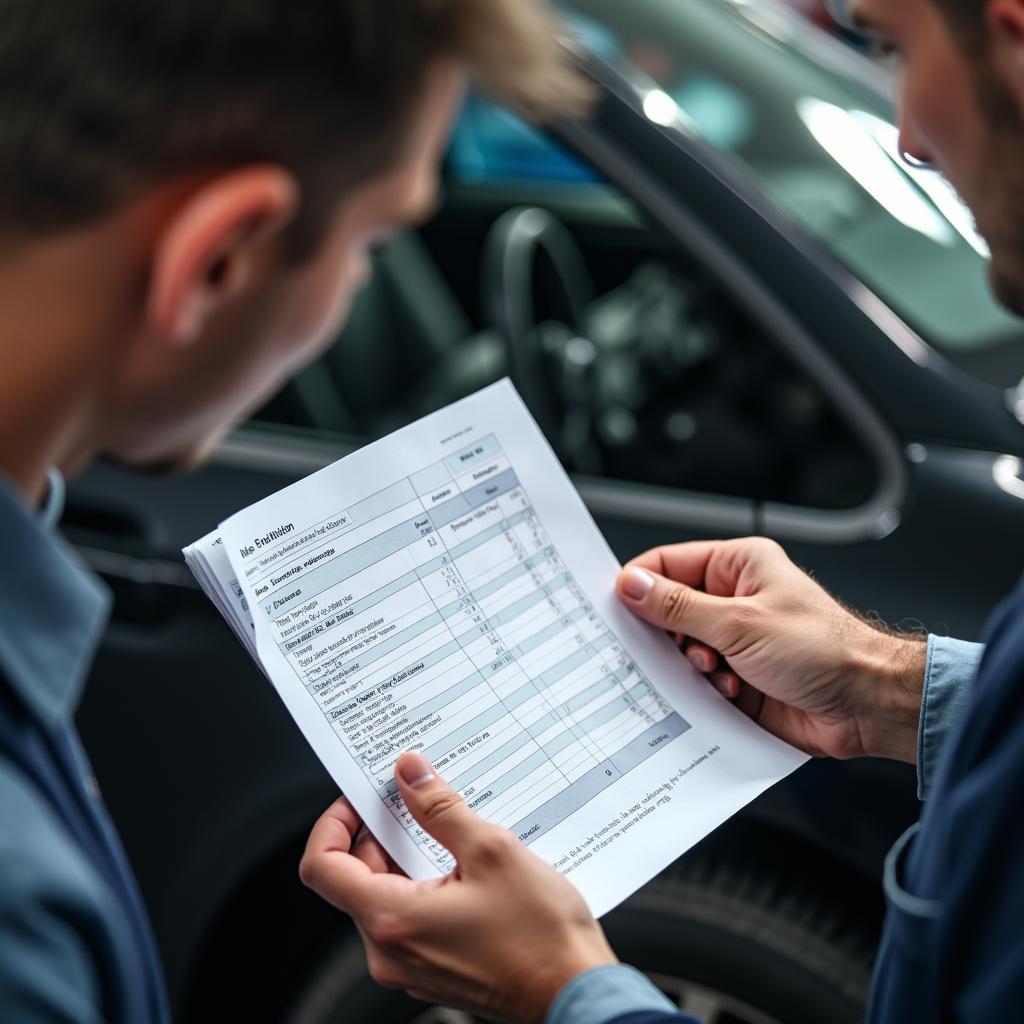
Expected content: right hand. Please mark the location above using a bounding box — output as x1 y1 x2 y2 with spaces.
300 752 616 1023
616 538 926 762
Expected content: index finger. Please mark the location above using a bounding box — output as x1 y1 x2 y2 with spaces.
304 796 363 859
353 827 404 875
300 797 382 916
626 541 719 589
627 539 780 597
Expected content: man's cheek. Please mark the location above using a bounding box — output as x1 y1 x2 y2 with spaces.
284 291 356 371
314 257 372 346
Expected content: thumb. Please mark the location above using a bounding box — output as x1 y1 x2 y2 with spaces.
617 565 736 650
395 752 484 861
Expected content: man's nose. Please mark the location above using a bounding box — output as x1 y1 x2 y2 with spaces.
898 121 934 169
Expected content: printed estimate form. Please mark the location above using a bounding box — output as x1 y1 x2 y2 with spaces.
185 380 807 917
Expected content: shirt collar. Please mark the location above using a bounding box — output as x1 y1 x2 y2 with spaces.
0 470 111 726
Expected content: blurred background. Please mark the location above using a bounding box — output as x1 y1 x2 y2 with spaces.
65 2 1024 1022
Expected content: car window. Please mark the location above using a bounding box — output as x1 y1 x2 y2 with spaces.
251 162 880 513
557 0 1024 388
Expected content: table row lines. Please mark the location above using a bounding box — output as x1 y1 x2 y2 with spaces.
344 636 630 754
395 675 671 797
335 623 620 738
368 672 660 782
390 713 690 860
327 606 612 728
281 545 568 656
265 469 526 619
303 571 590 691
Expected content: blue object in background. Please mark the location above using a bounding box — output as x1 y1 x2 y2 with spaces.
447 94 603 187
446 10 619 187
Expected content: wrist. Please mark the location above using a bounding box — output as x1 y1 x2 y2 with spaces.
518 935 618 1024
847 626 927 762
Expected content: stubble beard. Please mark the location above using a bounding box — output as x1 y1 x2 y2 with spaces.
970 66 1024 316
103 431 225 479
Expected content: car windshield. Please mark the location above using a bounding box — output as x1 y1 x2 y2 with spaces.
557 0 1024 388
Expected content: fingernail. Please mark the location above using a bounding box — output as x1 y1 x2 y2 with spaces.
689 652 709 673
714 677 738 699
398 752 436 788
621 567 655 601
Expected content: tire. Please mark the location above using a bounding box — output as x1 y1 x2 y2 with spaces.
288 838 879 1024
600 840 879 1024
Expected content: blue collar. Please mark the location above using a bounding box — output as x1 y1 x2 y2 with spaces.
0 470 111 727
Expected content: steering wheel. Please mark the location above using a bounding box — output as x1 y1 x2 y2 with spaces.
482 207 598 460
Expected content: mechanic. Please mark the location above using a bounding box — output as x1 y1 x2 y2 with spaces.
0 2 586 1020
297 0 1024 1021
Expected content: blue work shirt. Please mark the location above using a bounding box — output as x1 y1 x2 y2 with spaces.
868 597 1024 1018
0 471 169 1023
548 629 994 1024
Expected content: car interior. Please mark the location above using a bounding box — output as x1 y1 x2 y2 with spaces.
253 112 880 516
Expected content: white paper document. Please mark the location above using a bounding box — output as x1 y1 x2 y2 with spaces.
185 380 807 917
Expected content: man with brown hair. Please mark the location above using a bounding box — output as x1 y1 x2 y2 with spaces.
0 2 584 1020
299 0 1024 1021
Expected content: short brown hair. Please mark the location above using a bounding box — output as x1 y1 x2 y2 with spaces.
0 0 588 238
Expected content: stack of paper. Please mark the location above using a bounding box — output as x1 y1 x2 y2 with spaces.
184 380 806 917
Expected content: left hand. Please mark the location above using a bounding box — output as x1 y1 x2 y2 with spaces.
299 752 617 1023
616 538 926 762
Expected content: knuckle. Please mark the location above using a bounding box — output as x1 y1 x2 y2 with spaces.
419 788 464 825
376 970 404 991
660 584 694 627
369 912 416 955
297 854 319 891
471 826 517 865
724 598 760 638
366 953 403 990
749 537 784 560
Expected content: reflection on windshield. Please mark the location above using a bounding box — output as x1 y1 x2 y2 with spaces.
851 111 989 258
563 0 1024 385
795 97 953 246
641 88 688 129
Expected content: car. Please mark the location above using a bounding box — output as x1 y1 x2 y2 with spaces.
66 1 1024 1022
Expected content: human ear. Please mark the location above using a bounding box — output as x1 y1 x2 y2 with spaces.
988 0 1024 61
148 166 299 346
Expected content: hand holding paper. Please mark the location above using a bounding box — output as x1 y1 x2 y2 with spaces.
185 380 807 918
616 538 928 765
300 750 617 1023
